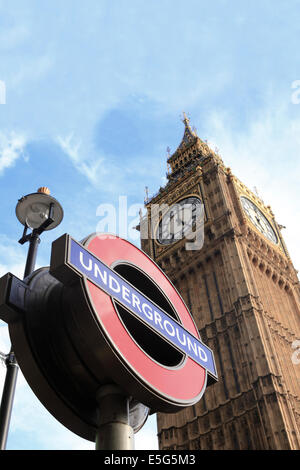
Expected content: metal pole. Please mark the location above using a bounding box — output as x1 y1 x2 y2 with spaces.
0 351 18 450
0 233 40 449
24 232 40 278
95 385 134 450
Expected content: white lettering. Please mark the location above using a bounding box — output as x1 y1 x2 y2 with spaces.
154 310 163 330
0 80 5 104
94 263 108 285
121 285 131 304
150 203 171 239
79 251 93 271
185 203 205 251
119 196 128 239
176 327 187 346
142 302 153 320
291 80 300 104
109 275 120 293
128 204 144 241
187 336 198 357
96 203 116 235
163 319 175 337
132 294 142 312
104 455 139 467
198 346 208 362
291 339 300 365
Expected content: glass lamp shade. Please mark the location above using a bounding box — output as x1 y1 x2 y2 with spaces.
16 192 64 231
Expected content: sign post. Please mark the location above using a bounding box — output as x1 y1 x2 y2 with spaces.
95 385 134 450
0 232 217 450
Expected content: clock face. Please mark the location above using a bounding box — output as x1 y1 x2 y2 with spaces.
240 196 278 244
156 196 203 245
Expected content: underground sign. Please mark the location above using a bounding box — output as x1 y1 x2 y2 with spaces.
51 233 218 410
1 232 217 441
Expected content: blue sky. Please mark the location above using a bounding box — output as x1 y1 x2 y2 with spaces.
0 0 300 450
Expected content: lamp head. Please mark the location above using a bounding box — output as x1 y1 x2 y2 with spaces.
16 188 64 231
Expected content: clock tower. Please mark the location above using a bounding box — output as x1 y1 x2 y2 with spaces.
139 114 300 450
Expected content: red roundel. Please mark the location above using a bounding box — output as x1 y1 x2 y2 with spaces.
83 234 207 407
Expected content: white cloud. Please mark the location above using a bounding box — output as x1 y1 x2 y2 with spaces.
56 133 80 162
56 133 106 186
202 100 300 271
0 131 27 176
0 234 26 278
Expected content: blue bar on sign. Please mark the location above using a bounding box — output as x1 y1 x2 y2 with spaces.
69 239 217 380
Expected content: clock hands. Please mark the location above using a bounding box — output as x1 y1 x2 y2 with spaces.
157 197 202 245
241 196 278 244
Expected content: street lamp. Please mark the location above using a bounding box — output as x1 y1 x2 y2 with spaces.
16 187 64 277
0 187 63 450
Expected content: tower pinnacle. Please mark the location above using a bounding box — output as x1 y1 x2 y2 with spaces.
182 111 190 126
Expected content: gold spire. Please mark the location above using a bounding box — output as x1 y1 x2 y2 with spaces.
177 112 197 151
181 112 197 136
182 111 190 126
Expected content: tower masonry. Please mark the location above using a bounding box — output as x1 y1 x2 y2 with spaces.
139 114 300 450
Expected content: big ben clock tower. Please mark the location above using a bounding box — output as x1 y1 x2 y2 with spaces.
139 114 300 450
